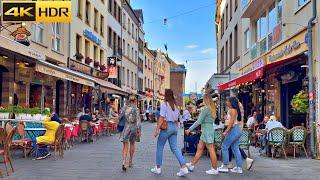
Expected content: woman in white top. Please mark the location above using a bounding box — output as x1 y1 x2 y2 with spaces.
151 89 189 177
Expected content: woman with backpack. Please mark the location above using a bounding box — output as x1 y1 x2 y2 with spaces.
119 95 141 171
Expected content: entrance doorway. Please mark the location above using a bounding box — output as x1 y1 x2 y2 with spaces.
0 65 9 106
29 84 42 108
56 80 64 116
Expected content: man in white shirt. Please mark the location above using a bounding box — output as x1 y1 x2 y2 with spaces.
246 111 257 131
265 115 284 133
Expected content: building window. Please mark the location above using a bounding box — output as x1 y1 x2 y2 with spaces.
235 0 238 11
77 0 83 19
298 0 307 7
101 0 104 4
221 14 224 36
230 1 232 21
229 33 232 64
131 47 133 61
122 13 126 29
241 0 248 10
100 15 105 36
100 49 104 64
226 5 228 27
113 1 117 18
134 73 137 89
131 71 133 88
277 0 283 23
225 40 228 67
144 77 146 88
268 3 277 33
136 28 138 41
255 12 267 41
85 40 90 58
31 23 44 44
94 8 98 32
52 23 61 52
234 25 238 58
108 27 112 47
122 39 125 55
76 34 82 54
94 45 98 61
118 6 121 23
127 44 130 57
220 47 224 72
122 67 125 84
85 0 90 25
148 79 150 88
135 50 137 62
127 69 129 86
113 31 117 53
108 0 112 13
128 19 131 34
132 24 134 39
244 29 250 50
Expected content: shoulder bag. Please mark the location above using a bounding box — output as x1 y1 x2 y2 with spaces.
158 103 168 130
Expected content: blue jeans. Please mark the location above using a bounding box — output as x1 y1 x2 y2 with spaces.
156 122 186 166
222 124 243 167
32 139 48 157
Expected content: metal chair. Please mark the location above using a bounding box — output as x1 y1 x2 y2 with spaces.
267 127 287 159
240 128 252 158
214 128 223 157
289 126 308 158
11 122 32 158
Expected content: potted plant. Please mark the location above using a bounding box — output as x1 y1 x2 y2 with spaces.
94 61 100 68
291 90 309 114
100 64 107 71
85 57 93 64
74 53 84 61
0 107 10 119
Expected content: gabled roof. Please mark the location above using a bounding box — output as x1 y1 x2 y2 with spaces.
133 9 144 23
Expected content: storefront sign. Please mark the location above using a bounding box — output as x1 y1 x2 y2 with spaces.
267 29 308 64
35 64 95 87
11 27 31 46
108 57 117 66
70 59 92 75
83 30 101 45
269 41 301 62
241 58 265 75
0 35 45 60
107 66 117 79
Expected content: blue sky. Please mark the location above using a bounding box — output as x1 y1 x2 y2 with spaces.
131 0 217 93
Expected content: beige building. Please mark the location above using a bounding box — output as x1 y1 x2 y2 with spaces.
143 46 155 110
0 20 72 115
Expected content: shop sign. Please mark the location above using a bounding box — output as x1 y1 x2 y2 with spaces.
108 57 117 66
241 58 265 75
11 27 31 46
107 66 117 79
83 30 101 45
35 64 95 87
269 41 301 63
70 59 92 75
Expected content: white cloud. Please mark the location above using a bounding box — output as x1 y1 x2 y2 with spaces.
185 44 199 49
200 48 215 54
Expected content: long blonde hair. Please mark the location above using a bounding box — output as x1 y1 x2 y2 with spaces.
165 89 176 111
203 94 217 119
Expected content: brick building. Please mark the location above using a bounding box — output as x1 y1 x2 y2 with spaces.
169 59 187 108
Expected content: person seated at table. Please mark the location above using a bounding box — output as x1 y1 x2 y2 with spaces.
261 115 283 154
33 112 61 160
246 111 257 133
79 108 94 142
256 116 269 150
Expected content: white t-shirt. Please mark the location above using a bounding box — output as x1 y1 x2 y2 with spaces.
160 103 179 122
266 120 284 133
246 116 256 129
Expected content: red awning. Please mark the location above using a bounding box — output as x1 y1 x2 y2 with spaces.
218 68 264 91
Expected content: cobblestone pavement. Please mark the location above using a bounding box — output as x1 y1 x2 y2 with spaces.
3 122 319 180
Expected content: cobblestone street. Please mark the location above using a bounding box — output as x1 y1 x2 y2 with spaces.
4 122 319 180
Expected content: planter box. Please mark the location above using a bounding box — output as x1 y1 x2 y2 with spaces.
15 114 48 121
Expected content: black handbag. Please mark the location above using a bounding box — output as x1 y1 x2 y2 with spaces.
117 106 127 132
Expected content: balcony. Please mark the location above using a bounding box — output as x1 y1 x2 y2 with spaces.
242 0 274 18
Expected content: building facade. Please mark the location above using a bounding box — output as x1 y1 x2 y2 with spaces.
169 59 187 108
143 46 155 111
215 0 319 155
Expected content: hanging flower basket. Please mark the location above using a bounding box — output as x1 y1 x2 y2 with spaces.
74 53 84 60
100 64 107 71
94 61 100 68
291 90 309 114
85 57 93 64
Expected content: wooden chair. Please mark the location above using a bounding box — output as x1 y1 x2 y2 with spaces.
79 121 90 142
289 126 308 158
240 128 252 158
267 127 287 159
10 122 32 158
36 124 65 160
0 127 17 176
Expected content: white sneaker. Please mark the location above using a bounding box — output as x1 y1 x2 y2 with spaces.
206 168 219 175
151 166 161 174
230 167 243 174
186 162 195 171
176 167 189 177
227 163 234 169
218 164 229 173
246 158 254 170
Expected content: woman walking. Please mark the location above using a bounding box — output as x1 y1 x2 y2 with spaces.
120 95 141 171
184 93 219 175
151 89 189 177
218 97 243 174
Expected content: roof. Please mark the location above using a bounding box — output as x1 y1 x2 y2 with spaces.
133 9 144 23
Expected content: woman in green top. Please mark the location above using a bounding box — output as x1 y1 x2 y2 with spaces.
185 93 219 175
